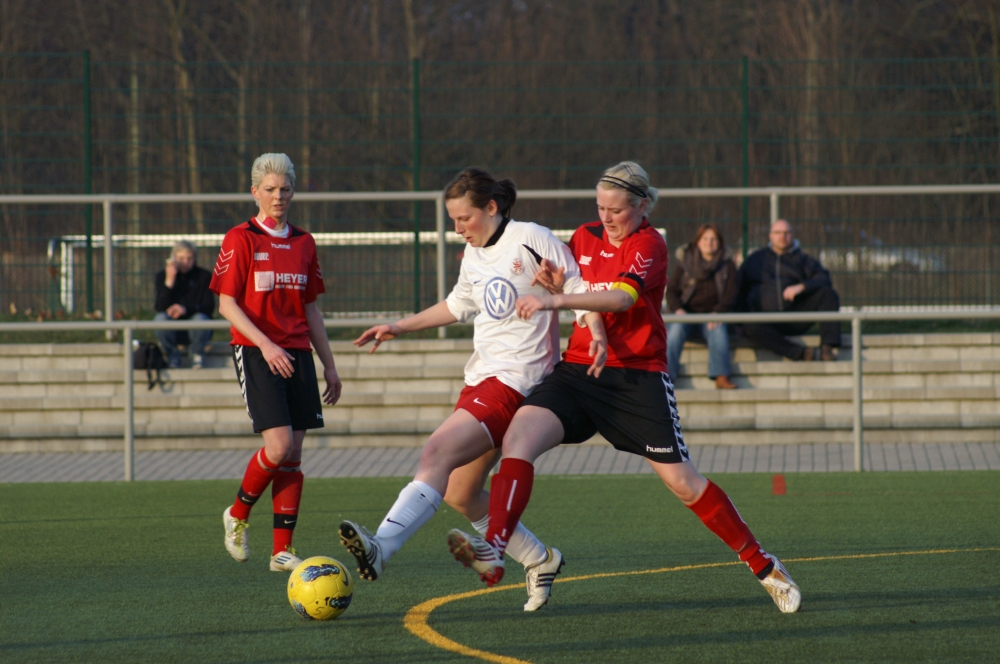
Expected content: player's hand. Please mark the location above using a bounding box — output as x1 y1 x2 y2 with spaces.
530 258 566 294
322 366 342 406
783 283 806 301
674 308 687 315
587 336 607 378
353 323 401 353
261 341 296 378
707 321 720 331
516 294 554 319
166 304 186 319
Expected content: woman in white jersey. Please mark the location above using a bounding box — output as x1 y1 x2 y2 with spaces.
338 167 607 611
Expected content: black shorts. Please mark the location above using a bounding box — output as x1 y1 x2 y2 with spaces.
522 361 690 464
232 345 324 433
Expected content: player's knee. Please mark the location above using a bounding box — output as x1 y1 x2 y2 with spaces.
443 487 484 519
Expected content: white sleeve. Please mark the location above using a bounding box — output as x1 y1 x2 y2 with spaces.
445 257 478 323
522 225 592 327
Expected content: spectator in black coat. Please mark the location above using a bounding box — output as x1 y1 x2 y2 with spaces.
155 240 215 368
666 223 739 389
737 219 840 361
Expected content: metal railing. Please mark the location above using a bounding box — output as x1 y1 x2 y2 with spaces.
1 307 999 480
5 183 1000 329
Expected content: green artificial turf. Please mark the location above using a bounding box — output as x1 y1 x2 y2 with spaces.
0 472 997 663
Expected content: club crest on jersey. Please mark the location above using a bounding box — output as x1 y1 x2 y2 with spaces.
254 252 269 261
254 271 275 292
510 258 524 275
483 277 518 320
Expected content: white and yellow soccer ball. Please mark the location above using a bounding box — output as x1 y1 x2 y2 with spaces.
287 556 353 620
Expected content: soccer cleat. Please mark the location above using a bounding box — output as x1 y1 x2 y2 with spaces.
269 547 302 572
760 557 801 613
339 520 384 581
523 547 565 612
446 528 505 587
223 506 250 562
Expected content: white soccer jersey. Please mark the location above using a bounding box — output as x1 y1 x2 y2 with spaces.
446 219 585 395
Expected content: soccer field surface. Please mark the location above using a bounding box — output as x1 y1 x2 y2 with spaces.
1 472 997 663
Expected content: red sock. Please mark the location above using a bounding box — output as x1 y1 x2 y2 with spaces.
687 480 772 577
230 448 279 521
271 460 304 555
485 458 535 556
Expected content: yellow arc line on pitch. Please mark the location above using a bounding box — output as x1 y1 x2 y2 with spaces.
403 546 1000 664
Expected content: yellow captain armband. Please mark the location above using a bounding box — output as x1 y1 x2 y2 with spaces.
610 281 639 304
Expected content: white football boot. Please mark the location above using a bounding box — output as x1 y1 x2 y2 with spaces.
269 547 302 572
446 529 505 587
339 520 384 581
759 557 801 613
223 506 249 562
523 547 565 611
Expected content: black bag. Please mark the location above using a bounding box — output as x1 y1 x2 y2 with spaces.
133 342 166 390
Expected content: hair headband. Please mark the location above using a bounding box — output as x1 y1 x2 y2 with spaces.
599 175 647 199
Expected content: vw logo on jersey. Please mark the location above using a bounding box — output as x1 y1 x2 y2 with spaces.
483 277 518 320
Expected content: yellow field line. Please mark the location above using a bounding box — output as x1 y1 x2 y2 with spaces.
403 546 1000 664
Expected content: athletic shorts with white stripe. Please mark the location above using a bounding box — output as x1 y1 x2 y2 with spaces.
521 361 690 464
232 344 324 433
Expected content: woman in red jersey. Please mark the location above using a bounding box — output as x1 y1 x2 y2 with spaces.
211 153 341 572
446 161 801 614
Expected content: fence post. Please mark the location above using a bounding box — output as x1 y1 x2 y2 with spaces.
123 325 134 481
852 316 863 471
83 50 94 312
436 193 447 339
769 191 779 224
103 200 114 339
741 56 750 260
411 58 422 314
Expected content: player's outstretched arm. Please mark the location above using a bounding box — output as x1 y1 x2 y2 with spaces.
516 290 633 319
305 301 341 406
218 294 296 378
353 300 459 353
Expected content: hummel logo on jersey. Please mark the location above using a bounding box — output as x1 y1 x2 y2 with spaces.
646 444 672 454
579 255 592 265
254 252 269 261
630 252 654 279
473 397 487 407
600 250 615 258
218 248 234 263
271 242 291 249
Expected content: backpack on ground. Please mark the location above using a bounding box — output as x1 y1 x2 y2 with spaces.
133 342 167 390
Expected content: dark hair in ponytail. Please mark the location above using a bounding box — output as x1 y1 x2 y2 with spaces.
443 167 517 217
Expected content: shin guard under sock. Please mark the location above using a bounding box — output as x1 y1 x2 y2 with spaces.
375 481 442 561
687 480 772 577
231 448 279 521
271 459 303 555
485 458 535 556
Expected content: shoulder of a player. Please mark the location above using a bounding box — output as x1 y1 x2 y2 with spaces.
289 225 315 243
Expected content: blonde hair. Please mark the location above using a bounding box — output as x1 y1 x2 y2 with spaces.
250 153 296 188
597 161 659 215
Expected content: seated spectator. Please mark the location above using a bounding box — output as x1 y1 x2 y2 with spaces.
666 223 738 389
737 219 840 361
154 240 215 368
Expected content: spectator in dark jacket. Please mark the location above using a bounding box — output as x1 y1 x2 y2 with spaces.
666 223 739 389
155 240 215 368
737 219 840 361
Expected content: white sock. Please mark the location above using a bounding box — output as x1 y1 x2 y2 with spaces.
376 481 442 561
470 514 547 568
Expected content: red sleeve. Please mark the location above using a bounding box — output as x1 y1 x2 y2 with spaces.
613 230 667 303
209 228 251 298
304 237 325 303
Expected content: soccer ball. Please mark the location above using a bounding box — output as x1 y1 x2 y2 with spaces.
287 556 353 620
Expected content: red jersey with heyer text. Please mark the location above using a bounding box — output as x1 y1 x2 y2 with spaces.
209 218 325 350
563 220 668 372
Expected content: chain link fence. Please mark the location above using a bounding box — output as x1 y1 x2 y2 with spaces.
2 55 1000 314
